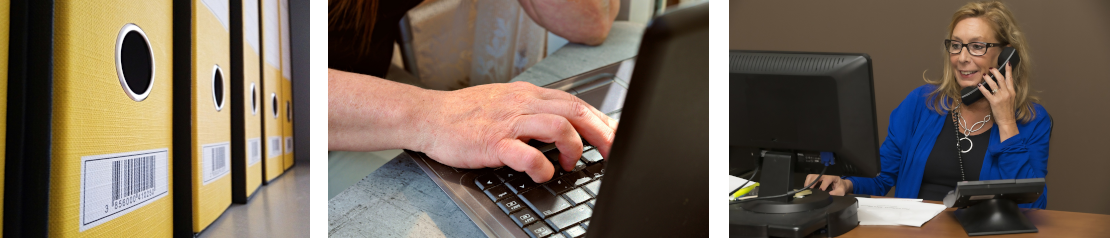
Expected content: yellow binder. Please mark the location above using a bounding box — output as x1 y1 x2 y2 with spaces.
173 0 233 234
262 0 284 183
231 0 263 203
52 0 175 236
0 0 8 234
279 0 294 170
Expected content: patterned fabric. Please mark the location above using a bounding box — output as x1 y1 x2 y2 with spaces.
407 0 547 90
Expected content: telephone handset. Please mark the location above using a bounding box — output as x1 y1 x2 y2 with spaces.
960 47 1020 106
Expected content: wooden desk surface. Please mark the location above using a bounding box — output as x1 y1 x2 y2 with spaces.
834 198 1110 238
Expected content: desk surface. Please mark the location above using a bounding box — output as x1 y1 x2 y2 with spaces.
834 197 1110 238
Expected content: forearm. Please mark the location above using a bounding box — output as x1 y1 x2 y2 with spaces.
328 69 435 151
518 0 619 46
997 122 1019 143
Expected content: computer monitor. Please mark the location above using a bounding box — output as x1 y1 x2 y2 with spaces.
730 50 882 237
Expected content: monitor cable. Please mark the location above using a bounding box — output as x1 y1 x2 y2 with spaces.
730 165 826 205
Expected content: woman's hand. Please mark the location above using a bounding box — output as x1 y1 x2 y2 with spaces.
980 64 1020 141
803 174 853 196
414 81 619 183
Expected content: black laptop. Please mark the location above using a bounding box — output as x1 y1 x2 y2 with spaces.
408 3 708 237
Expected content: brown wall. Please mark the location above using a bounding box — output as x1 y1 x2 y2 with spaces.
731 0 1110 215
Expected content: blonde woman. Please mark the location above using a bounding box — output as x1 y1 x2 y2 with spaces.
806 0 1051 208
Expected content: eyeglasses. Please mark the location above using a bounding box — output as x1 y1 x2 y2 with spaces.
945 39 1003 56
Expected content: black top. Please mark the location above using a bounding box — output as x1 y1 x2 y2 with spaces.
919 112 990 201
329 0 423 78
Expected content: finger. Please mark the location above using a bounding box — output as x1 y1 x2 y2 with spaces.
820 177 835 191
533 86 619 133
804 174 817 187
527 99 616 159
494 139 555 183
532 86 621 157
977 84 994 100
512 114 583 171
983 70 1001 94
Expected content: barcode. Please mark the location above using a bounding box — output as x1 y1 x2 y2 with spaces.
269 136 282 158
248 138 262 166
212 146 226 172
285 137 293 154
202 142 232 185
251 140 260 158
80 148 169 232
112 156 156 202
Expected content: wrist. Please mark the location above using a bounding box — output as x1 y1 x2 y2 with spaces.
407 88 442 153
843 179 854 194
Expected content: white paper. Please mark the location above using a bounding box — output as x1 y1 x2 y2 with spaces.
855 197 948 227
201 0 230 32
728 175 757 199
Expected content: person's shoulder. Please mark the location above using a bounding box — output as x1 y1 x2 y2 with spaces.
899 84 939 105
1028 102 1051 124
911 84 939 97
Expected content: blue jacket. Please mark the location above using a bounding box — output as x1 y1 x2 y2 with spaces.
845 84 1052 209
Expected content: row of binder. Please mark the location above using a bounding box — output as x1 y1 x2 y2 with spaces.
2 0 296 237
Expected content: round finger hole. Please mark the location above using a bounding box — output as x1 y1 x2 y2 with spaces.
271 93 279 119
116 23 156 102
250 83 258 115
212 65 225 111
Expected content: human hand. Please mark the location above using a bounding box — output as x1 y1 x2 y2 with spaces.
981 64 1020 141
413 81 619 183
803 174 853 196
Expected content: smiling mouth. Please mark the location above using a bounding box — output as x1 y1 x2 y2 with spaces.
959 70 979 76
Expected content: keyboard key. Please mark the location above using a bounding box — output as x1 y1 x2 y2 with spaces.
506 178 540 194
552 162 572 179
548 233 568 238
574 160 587 171
475 173 502 190
562 171 592 186
495 168 526 182
564 225 587 238
584 180 602 196
510 209 541 227
582 149 603 163
545 204 592 231
483 184 514 202
563 188 592 205
497 196 527 214
521 188 573 218
524 222 556 238
583 163 604 178
546 177 575 194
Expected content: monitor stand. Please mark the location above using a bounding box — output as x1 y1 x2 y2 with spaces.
729 151 860 238
953 198 1038 236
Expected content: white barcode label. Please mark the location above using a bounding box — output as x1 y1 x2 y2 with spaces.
268 136 282 158
79 148 169 232
202 142 231 185
284 136 293 154
248 137 262 166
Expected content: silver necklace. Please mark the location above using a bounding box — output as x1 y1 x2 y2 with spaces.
954 107 991 153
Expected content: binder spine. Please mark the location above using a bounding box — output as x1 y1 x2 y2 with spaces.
229 0 249 204
171 0 194 236
3 0 54 237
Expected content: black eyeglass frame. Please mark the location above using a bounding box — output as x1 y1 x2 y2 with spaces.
944 39 1004 56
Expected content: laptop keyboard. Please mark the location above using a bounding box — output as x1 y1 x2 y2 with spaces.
475 145 606 238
